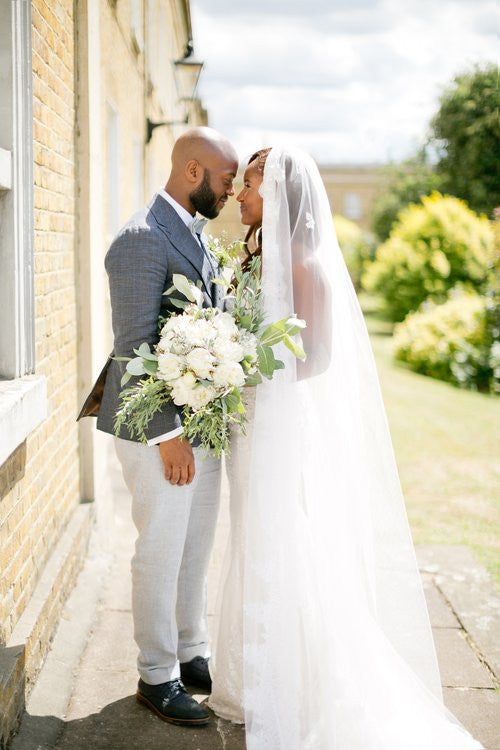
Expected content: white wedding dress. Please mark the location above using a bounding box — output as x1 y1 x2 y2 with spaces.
209 147 484 750
208 386 256 724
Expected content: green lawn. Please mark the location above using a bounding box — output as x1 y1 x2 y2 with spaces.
364 306 500 585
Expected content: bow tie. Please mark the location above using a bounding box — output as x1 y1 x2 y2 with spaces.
189 216 208 236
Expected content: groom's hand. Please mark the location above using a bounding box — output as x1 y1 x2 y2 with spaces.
159 437 195 486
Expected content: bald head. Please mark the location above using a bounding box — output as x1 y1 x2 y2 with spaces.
165 127 238 219
171 127 238 172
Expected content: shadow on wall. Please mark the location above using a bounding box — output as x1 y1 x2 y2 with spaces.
0 443 26 503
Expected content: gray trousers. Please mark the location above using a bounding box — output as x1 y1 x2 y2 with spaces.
114 437 221 685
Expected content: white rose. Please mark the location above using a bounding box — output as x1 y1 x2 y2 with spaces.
181 371 196 388
185 384 216 410
213 311 238 336
170 383 192 406
186 347 215 379
157 353 184 381
169 370 197 404
189 318 215 348
213 338 244 363
213 361 245 388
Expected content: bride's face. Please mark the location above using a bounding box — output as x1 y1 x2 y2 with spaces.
237 165 263 226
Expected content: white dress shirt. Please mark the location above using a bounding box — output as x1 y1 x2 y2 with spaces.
147 190 200 446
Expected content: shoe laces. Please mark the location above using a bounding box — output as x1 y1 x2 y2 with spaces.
168 678 187 699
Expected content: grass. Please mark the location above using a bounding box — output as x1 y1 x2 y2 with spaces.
362 297 500 585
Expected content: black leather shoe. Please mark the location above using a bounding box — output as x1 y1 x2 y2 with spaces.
136 677 210 726
180 655 212 691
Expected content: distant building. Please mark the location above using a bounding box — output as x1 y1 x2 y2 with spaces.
321 164 382 232
0 1 206 744
207 162 383 240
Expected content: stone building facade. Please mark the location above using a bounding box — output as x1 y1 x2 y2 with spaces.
0 2 206 745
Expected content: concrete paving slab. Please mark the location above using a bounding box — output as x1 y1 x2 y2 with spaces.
443 688 500 750
422 575 461 628
417 545 500 681
433 629 495 688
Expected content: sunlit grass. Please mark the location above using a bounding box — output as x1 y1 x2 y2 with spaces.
361 295 500 585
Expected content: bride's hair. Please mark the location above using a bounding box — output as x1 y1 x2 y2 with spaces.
241 148 272 272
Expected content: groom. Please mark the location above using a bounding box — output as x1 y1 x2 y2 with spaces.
95 128 238 725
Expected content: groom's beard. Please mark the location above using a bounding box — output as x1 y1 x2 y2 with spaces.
189 169 221 219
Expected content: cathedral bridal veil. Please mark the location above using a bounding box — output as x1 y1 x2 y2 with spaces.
223 146 484 750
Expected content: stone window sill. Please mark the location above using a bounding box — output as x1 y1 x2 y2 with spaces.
0 376 47 466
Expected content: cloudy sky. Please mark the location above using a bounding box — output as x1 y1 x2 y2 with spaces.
190 0 498 166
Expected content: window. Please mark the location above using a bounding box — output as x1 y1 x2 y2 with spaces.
0 1 46 465
0 0 34 379
344 191 362 221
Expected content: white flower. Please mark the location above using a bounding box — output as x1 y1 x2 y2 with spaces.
170 371 197 406
239 330 258 360
181 371 196 388
213 338 244 363
213 311 238 337
189 318 215 347
157 353 184 381
186 347 215 379
213 361 245 388
185 384 217 410
170 383 192 406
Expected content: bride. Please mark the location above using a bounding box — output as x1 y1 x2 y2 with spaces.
208 146 484 750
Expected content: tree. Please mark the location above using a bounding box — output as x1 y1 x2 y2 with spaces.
430 63 499 217
371 150 442 242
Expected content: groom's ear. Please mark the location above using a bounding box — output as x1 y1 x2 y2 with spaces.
185 159 202 184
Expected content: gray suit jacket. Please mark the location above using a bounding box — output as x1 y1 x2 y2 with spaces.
96 193 224 442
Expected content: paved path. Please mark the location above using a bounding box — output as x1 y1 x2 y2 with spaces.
9 445 499 750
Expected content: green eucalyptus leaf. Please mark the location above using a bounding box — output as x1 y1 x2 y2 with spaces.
172 273 196 300
238 315 252 330
257 344 281 378
133 343 158 361
113 356 131 362
169 298 189 310
120 371 133 387
224 387 243 413
126 358 147 376
283 334 306 360
172 274 203 306
143 359 159 375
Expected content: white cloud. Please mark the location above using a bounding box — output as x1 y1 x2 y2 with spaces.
191 0 498 165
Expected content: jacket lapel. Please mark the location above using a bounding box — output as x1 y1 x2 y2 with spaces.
149 194 214 300
199 233 225 309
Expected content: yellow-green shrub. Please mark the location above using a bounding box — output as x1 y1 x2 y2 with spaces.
393 290 498 392
363 193 494 321
334 214 375 290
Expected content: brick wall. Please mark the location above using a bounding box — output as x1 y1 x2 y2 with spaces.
0 0 82 668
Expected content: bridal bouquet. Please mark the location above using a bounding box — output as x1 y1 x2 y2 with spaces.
113 238 306 456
